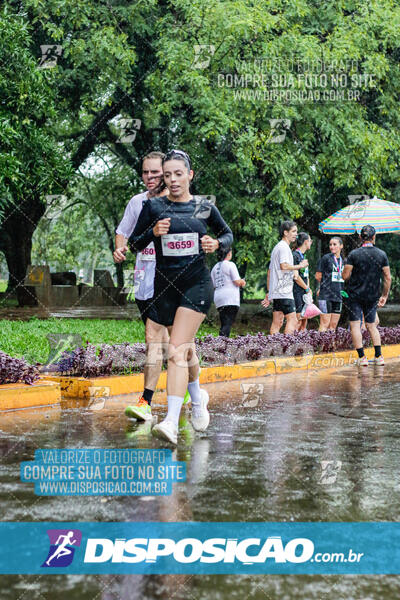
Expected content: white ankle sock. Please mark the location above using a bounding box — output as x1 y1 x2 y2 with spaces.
188 378 202 407
166 395 184 427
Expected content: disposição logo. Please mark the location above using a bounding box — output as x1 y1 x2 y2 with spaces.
41 529 82 567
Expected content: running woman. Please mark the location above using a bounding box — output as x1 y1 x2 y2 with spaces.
342 225 391 366
261 221 308 334
315 236 345 332
210 247 245 337
113 151 189 421
129 149 233 444
292 232 313 331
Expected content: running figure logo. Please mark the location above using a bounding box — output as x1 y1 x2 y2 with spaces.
319 461 342 485
346 195 370 220
241 383 264 408
42 529 82 567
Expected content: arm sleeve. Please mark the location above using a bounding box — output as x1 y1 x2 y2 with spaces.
382 251 389 268
346 251 354 266
210 266 216 287
128 201 156 252
230 263 241 280
116 197 140 237
278 245 290 265
207 205 233 250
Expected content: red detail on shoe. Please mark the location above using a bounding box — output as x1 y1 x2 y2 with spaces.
137 396 149 406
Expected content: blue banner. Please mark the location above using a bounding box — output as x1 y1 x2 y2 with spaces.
0 522 399 574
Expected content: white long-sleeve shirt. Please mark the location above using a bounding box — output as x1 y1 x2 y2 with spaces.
116 191 156 301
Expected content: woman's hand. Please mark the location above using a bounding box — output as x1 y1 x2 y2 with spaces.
153 218 171 237
201 235 219 253
261 295 270 308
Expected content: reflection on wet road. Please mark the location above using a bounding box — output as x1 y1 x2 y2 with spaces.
1 360 400 598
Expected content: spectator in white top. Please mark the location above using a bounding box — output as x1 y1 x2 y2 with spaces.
261 220 309 334
211 247 245 337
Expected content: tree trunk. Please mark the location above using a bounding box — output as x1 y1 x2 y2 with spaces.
0 195 46 292
115 262 124 288
238 261 247 302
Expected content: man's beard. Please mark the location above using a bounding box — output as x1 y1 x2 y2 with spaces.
149 177 165 196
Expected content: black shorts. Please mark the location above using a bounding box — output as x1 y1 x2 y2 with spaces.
149 267 214 327
318 299 342 314
346 298 378 323
272 298 296 315
135 298 154 324
293 291 305 314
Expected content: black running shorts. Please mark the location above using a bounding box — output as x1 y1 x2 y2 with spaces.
135 298 153 324
148 267 214 326
272 298 296 315
318 299 342 314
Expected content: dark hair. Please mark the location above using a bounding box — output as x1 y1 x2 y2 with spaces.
217 247 232 262
279 220 296 237
296 232 310 247
360 224 376 241
162 149 191 171
330 236 343 246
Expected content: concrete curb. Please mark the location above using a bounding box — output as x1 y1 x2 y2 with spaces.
0 380 61 412
41 343 400 400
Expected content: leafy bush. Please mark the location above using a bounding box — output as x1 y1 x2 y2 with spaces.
0 351 39 385
53 326 400 378
57 342 146 378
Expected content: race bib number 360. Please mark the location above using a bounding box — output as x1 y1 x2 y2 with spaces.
161 233 199 256
138 242 156 261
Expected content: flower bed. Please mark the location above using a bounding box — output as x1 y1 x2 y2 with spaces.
0 351 39 385
51 326 400 379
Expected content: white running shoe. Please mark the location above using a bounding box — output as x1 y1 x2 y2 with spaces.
152 420 178 445
191 389 210 432
357 355 369 367
374 355 385 366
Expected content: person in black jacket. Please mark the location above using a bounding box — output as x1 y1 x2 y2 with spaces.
129 149 233 444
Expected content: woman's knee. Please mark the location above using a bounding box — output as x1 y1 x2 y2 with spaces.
168 341 197 368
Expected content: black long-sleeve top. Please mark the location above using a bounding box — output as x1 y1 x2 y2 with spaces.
128 196 233 272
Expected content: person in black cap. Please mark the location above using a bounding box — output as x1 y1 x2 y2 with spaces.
342 224 391 366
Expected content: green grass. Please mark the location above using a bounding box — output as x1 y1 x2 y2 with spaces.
0 280 7 293
0 317 221 364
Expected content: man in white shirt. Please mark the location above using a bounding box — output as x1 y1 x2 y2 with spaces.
113 151 189 420
261 220 309 334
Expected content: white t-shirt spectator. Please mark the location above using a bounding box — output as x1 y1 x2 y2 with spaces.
211 260 241 308
116 191 156 301
268 240 295 300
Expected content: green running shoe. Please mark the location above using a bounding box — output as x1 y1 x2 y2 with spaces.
125 396 152 421
183 390 191 406
126 421 153 439
179 414 195 447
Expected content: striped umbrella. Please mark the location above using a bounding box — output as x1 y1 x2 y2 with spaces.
319 196 400 235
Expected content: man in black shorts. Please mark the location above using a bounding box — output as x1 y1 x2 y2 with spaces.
342 225 391 366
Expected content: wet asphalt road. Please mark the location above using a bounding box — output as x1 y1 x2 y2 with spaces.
1 359 400 598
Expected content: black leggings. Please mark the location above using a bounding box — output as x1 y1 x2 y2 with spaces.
217 305 239 337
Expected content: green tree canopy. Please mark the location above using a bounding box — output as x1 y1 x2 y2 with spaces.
1 0 400 294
